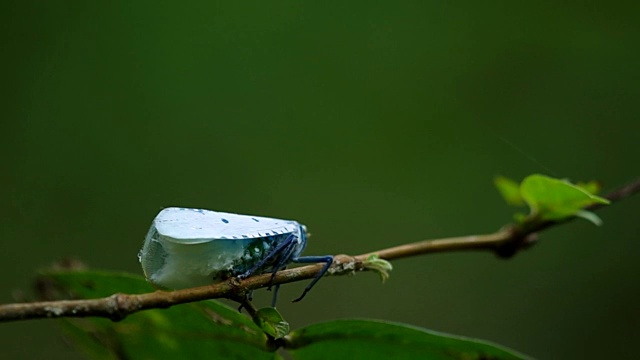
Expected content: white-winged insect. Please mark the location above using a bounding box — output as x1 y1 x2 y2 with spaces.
139 207 333 306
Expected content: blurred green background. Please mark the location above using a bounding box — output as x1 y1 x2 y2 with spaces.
1 1 639 359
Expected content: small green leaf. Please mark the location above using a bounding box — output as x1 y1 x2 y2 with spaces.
253 307 290 339
513 212 528 223
576 180 602 195
287 319 531 360
520 174 610 221
574 210 603 226
494 176 525 206
363 254 393 283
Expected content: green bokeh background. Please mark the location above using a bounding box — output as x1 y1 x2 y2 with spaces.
1 2 638 359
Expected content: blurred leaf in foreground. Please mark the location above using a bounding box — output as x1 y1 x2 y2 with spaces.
38 270 276 360
38 270 533 359
287 319 531 360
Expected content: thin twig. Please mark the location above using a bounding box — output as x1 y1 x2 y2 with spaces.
1 178 638 323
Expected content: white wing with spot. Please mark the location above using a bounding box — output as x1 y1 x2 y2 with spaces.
153 207 301 244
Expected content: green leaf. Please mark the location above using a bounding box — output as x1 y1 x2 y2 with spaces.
254 307 290 339
363 254 393 283
513 212 528 223
39 270 277 360
286 319 531 360
520 174 610 221
494 176 525 206
575 180 602 195
574 210 604 226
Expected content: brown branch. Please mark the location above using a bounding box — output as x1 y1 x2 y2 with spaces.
1 177 638 323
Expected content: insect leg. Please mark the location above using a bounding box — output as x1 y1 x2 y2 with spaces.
264 243 297 307
237 292 253 313
270 284 281 308
290 255 334 302
268 242 297 287
237 234 297 280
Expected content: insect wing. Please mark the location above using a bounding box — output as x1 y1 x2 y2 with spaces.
154 207 300 243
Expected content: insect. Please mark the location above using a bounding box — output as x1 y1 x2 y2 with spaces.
139 207 333 306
